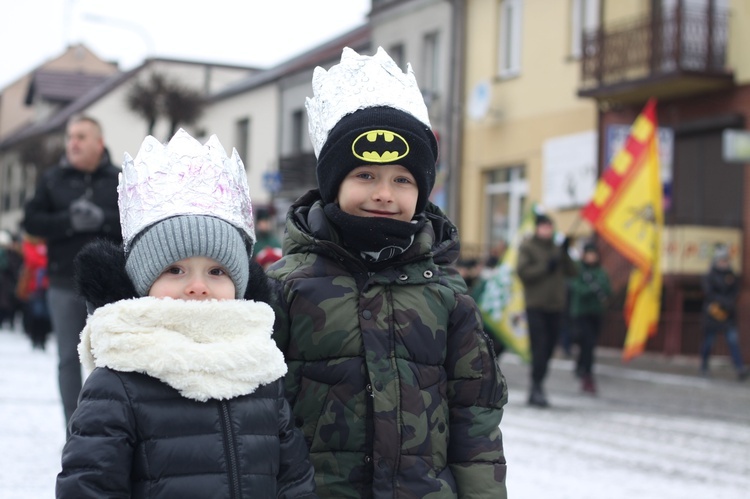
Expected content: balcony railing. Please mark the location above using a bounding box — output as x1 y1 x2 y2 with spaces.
579 6 732 101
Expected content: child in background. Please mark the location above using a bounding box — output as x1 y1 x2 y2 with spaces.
16 233 51 349
568 241 611 394
267 47 507 498
56 130 317 498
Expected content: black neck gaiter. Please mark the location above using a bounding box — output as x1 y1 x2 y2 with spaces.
323 204 425 264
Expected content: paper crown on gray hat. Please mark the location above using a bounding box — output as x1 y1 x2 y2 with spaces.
306 47 438 214
118 129 255 297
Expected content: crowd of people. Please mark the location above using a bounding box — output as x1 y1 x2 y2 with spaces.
0 45 744 498
460 216 747 410
0 230 53 350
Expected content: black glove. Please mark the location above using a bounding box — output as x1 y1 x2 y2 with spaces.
561 236 572 252
547 258 559 273
70 198 105 232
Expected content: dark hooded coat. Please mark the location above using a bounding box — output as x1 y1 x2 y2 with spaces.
267 191 508 499
55 240 317 499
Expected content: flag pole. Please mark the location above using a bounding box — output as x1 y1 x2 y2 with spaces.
566 212 584 237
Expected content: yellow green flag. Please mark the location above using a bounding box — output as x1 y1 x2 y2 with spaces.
477 207 534 362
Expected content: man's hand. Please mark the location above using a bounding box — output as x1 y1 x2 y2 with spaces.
547 258 559 273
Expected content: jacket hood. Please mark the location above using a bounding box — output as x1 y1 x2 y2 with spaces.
282 189 461 267
79 297 286 401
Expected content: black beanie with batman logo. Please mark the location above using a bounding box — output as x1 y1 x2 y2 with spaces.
316 106 438 214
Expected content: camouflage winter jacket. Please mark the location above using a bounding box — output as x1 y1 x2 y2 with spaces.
267 190 508 499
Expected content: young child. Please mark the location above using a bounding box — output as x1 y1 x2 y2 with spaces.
267 47 508 498
56 130 317 498
568 241 611 394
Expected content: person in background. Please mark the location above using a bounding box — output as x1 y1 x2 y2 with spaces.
255 245 283 270
23 114 122 430
252 205 281 258
56 129 317 498
460 254 507 359
456 256 483 292
700 244 748 381
517 212 577 407
568 241 611 394
485 240 508 269
267 47 507 497
15 233 52 350
0 230 23 330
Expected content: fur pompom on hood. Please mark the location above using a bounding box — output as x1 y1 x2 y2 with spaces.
79 297 286 401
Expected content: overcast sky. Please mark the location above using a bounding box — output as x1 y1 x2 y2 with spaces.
0 0 371 88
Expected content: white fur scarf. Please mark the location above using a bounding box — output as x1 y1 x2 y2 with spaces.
78 297 287 402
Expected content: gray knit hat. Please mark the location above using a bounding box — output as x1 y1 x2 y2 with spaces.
125 215 250 298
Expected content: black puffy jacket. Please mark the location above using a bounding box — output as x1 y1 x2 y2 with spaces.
57 368 316 498
55 241 317 498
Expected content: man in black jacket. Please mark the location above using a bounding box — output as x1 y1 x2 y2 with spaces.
517 213 577 407
701 244 748 381
23 115 122 430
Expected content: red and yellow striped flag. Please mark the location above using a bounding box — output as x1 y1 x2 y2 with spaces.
582 98 663 360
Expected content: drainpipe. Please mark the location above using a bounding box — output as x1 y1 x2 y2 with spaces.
447 0 466 225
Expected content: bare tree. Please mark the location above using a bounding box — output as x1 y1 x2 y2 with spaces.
163 84 205 138
126 72 205 139
126 74 167 136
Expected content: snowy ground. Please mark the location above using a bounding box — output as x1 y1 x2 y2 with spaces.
1 327 748 498
1 328 66 499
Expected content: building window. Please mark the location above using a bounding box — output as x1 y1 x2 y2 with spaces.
497 0 523 78
485 166 528 251
570 0 599 58
291 109 305 155
388 43 405 71
422 32 440 104
235 118 250 169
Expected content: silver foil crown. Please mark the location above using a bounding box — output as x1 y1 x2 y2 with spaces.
118 129 255 251
305 46 431 158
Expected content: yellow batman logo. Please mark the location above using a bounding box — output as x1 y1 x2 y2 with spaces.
351 129 410 163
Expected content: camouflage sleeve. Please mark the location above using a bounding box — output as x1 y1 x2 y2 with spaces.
268 277 291 354
266 276 305 407
446 292 508 498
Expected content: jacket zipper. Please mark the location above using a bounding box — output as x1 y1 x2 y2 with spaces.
219 400 242 499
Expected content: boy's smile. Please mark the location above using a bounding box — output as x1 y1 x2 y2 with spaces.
149 256 235 300
336 164 418 222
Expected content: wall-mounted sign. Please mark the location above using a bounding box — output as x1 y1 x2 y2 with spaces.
542 130 598 209
662 225 742 274
722 129 750 163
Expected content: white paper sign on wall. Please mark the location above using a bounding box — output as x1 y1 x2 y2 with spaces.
542 130 598 209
